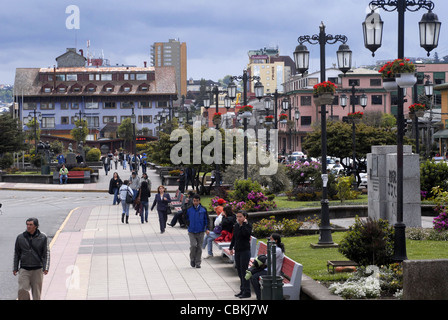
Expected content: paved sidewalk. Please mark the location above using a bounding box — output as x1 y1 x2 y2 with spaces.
42 204 248 300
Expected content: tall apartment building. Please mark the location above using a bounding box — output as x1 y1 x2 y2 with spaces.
246 47 295 95
151 39 187 99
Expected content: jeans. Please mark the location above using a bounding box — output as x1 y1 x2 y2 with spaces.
203 231 220 256
60 175 67 184
123 159 127 169
140 201 148 223
113 188 120 205
235 250 251 295
121 201 130 216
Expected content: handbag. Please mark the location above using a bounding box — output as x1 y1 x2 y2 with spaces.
125 189 134 204
213 225 222 234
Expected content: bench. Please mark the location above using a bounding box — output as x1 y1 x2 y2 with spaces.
326 260 358 273
222 236 257 263
52 170 91 184
170 193 185 207
248 241 303 300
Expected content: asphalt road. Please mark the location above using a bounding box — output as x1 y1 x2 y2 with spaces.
0 190 111 300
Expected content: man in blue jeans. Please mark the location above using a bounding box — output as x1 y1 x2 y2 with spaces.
185 194 209 268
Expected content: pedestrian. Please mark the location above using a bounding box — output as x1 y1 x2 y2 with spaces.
185 194 209 268
59 164 68 184
249 233 285 300
122 152 127 170
177 168 185 193
141 153 147 174
141 172 152 192
56 152 65 165
13 218 50 300
229 211 252 298
137 180 151 223
103 155 111 175
113 153 118 170
108 172 123 205
150 185 171 233
168 191 193 228
76 152 83 164
202 198 226 258
129 171 140 200
119 180 133 224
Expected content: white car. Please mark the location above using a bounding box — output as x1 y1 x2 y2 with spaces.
359 173 368 189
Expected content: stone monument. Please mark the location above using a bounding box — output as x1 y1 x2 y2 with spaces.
367 145 421 227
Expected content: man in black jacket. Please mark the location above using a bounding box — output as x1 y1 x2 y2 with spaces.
13 218 50 300
229 211 252 298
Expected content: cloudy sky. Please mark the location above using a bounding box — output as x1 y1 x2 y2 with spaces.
1 0 447 85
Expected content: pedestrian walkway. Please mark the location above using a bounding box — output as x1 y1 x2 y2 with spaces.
42 204 249 300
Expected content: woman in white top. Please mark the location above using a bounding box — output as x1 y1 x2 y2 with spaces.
119 180 134 224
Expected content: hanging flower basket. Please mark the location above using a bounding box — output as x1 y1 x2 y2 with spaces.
279 113 288 124
212 112 222 125
238 105 253 119
348 111 363 123
382 78 398 92
379 58 416 88
265 115 274 125
409 103 426 117
313 81 336 105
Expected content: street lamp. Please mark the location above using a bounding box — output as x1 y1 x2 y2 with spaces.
294 22 352 247
228 70 264 179
27 109 42 155
363 0 441 262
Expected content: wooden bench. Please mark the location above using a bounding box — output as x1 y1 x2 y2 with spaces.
52 170 91 184
222 236 257 263
170 193 185 207
249 241 303 300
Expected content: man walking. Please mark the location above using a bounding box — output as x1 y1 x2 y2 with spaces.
13 218 50 300
185 194 209 268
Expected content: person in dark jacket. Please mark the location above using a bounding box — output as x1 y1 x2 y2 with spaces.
229 211 252 298
13 218 50 300
185 194 209 268
138 180 151 223
108 172 123 205
151 185 171 233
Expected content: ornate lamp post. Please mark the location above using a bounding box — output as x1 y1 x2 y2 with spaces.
27 108 42 155
227 70 264 179
362 0 441 261
293 22 352 247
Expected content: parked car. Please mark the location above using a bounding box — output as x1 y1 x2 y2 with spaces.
359 172 368 189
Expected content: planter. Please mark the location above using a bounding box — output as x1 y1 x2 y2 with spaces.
415 110 425 117
318 92 335 105
240 111 252 119
395 72 417 88
313 96 321 106
213 118 221 125
383 78 398 92
280 120 287 124
265 121 273 126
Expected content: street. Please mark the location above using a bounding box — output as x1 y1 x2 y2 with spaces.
0 190 111 300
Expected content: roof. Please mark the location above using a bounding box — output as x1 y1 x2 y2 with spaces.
14 66 177 97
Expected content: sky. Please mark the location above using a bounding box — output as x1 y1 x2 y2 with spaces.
1 0 447 86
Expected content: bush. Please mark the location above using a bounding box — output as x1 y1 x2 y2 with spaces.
86 148 101 162
420 159 448 198
229 178 263 203
252 216 303 238
338 216 395 267
169 169 181 176
336 175 360 202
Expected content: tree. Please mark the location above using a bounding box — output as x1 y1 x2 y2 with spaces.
118 118 135 151
70 119 88 143
0 114 26 154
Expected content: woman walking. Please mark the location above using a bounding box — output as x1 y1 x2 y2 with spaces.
151 185 171 233
119 180 133 224
108 172 123 205
137 181 151 223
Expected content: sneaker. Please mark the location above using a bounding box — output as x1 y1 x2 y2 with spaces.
203 254 213 259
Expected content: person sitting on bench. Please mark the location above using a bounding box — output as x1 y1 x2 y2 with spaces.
59 164 69 184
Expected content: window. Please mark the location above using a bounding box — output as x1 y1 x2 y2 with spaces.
136 74 147 80
138 115 152 123
301 116 312 126
61 116 69 125
372 95 383 105
89 74 95 81
56 74 65 81
40 103 54 110
86 117 99 127
86 102 99 109
23 103 37 110
71 103 80 110
72 86 81 92
48 75 53 81
60 103 69 110
103 116 117 123
139 101 151 108
104 102 116 109
66 74 77 81
58 87 66 93
121 101 134 109
130 74 135 80
124 74 129 81
370 79 382 86
301 96 312 106
101 74 112 81
43 87 52 93
41 117 55 128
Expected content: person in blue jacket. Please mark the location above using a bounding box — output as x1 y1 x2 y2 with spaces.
151 185 171 233
185 194 209 268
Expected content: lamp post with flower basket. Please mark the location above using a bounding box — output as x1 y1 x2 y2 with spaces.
362 0 441 262
293 22 352 248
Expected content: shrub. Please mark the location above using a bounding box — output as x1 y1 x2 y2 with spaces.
86 148 101 161
169 169 181 176
336 175 360 202
252 216 303 238
229 178 263 203
420 159 448 197
338 216 395 267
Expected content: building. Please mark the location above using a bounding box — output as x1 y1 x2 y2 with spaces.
14 48 177 151
247 47 296 95
151 39 187 99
